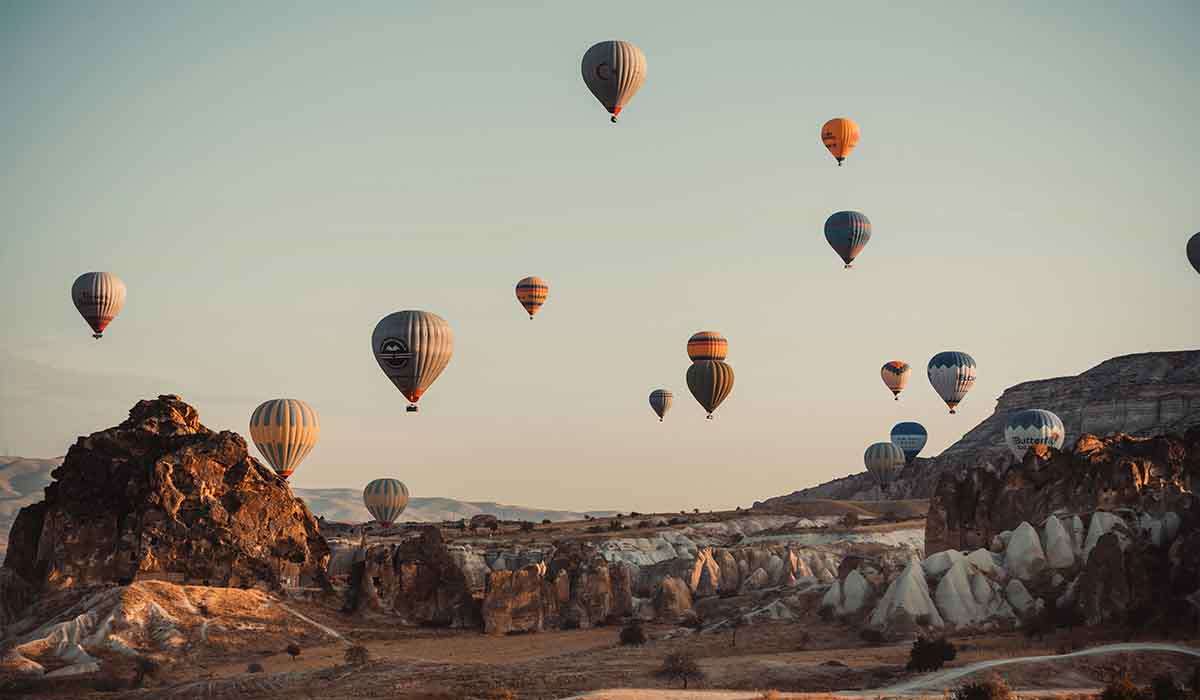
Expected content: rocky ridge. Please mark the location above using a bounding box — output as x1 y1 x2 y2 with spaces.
759 351 1200 504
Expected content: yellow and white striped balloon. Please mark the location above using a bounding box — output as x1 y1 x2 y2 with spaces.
248 399 320 479
363 478 410 524
371 310 454 412
581 40 647 123
71 272 126 339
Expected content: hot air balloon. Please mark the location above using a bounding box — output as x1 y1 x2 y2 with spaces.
824 211 871 268
928 351 977 414
686 361 734 419
864 441 905 489
372 310 454 413
515 276 549 319
890 421 928 464
1004 409 1065 459
881 361 911 400
1188 233 1200 274
249 399 320 479
71 272 126 339
687 331 728 361
581 40 646 123
821 117 860 166
363 478 410 525
648 389 673 422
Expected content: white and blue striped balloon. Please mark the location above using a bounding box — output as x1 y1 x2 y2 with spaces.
928 351 977 414
1004 409 1065 459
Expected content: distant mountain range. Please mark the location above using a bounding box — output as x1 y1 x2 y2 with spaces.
0 457 612 554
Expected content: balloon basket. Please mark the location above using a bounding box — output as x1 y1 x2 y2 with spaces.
406 405 419 413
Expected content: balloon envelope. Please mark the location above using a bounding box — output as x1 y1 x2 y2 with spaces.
881 361 911 400
864 442 905 487
687 331 728 361
515 276 549 319
890 421 928 464
581 40 646 122
1188 233 1200 274
686 360 734 418
821 117 860 165
249 399 320 479
1004 409 1065 459
824 211 871 268
71 272 126 339
372 311 454 410
363 478 410 524
649 389 673 421
928 351 977 413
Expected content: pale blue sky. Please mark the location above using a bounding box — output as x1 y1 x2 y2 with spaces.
2 1 1197 511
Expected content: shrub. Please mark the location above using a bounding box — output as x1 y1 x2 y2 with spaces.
344 644 371 666
841 512 860 528
1150 674 1183 700
519 521 534 532
916 613 932 627
952 675 1014 700
541 518 552 525
859 628 885 645
630 511 642 517
286 642 301 661
247 662 265 673
693 508 700 514
484 688 518 700
619 620 647 646
907 636 957 672
656 651 706 689
1101 674 1146 700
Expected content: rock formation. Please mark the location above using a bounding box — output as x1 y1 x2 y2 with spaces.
759 351 1200 504
1 395 330 625
867 556 943 637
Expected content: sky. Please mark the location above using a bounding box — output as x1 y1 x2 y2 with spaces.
1 1 1198 512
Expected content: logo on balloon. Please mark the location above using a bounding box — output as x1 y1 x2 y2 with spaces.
595 63 612 81
378 338 413 368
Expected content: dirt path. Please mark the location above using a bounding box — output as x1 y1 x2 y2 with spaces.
867 642 1200 695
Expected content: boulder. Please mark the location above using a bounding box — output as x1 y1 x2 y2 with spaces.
822 569 871 617
922 550 965 580
1005 578 1038 618
966 548 1002 578
2 396 330 599
935 558 1013 628
1003 522 1046 581
868 557 943 636
1041 515 1075 569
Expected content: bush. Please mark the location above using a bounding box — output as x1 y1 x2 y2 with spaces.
907 636 957 672
859 628 885 645
286 642 301 661
656 651 706 689
247 662 265 673
916 613 932 627
619 620 647 646
1150 674 1184 700
541 518 552 525
841 512 860 527
1101 674 1146 700
952 675 1014 700
519 521 534 532
344 644 371 666
630 511 642 517
484 688 518 700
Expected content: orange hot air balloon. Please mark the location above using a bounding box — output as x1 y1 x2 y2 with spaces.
880 361 911 400
821 117 860 166
687 331 727 362
515 276 549 319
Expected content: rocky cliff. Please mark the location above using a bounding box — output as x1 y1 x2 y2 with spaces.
1 395 330 623
759 351 1200 505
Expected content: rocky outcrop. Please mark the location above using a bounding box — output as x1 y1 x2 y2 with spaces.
1 396 330 620
926 431 1199 556
653 576 693 621
759 351 1200 504
867 557 943 637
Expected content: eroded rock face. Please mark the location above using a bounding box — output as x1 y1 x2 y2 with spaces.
2 396 330 614
926 431 1199 556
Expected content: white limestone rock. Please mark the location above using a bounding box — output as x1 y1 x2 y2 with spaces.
1005 578 1039 618
1041 515 1075 569
1003 522 1046 581
868 557 944 635
923 549 965 580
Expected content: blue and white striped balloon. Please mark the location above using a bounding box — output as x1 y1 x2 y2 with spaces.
1004 409 1065 459
363 478 410 524
890 422 928 464
928 351 977 414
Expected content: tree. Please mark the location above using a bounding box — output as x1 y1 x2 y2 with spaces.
1101 674 1145 700
907 636 956 672
344 644 371 666
656 651 705 689
541 518 552 525
286 642 301 662
952 675 1014 700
